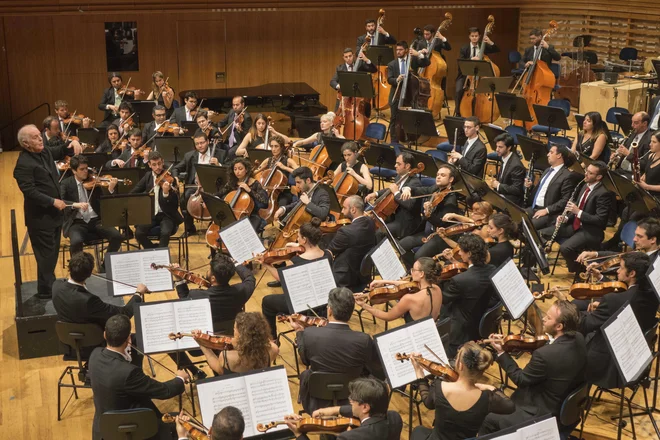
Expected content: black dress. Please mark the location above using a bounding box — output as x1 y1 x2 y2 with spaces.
248 134 266 149
643 153 660 199
403 286 436 323
488 241 514 269
576 133 607 162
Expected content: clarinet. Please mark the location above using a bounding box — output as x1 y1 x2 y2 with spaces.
543 178 585 253
523 152 536 206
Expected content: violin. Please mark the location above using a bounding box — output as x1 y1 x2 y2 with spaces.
319 219 352 233
63 114 95 126
256 246 305 265
157 121 186 134
118 86 142 97
423 187 460 218
422 219 486 243
123 142 152 167
162 414 209 440
568 281 628 300
154 169 177 190
479 334 550 353
435 261 468 280
151 263 211 288
257 417 360 434
111 138 129 152
277 313 328 328
356 281 420 305
368 162 425 227
169 332 234 351
395 352 458 382
56 156 71 172
82 173 132 190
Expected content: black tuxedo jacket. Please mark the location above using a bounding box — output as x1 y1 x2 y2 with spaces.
409 184 461 227
60 175 106 237
298 412 391 440
497 333 586 417
456 139 487 177
282 185 331 221
330 61 377 90
523 44 561 66
98 87 134 123
130 172 184 225
496 153 527 206
89 348 185 440
527 165 581 217
413 37 451 54
565 182 613 239
623 129 652 166
172 106 194 125
172 148 228 185
141 121 160 147
356 32 397 54
457 42 501 78
327 216 376 288
218 109 252 146
386 55 431 105
13 143 71 229
376 175 423 237
105 144 148 169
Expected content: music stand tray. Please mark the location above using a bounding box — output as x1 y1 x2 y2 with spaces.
481 124 507 150
361 143 398 169
77 128 103 146
365 45 395 68
82 152 110 172
475 77 512 95
318 184 342 214
517 135 550 170
442 116 467 149
457 60 495 79
196 164 230 194
610 171 656 214
532 104 570 131
399 146 439 178
181 121 199 134
495 93 533 124
398 109 437 149
130 101 157 126
615 112 633 135
101 168 145 195
155 137 195 163
246 150 273 171
574 113 585 130
320 135 349 153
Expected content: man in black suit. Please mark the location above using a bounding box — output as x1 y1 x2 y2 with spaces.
288 377 401 440
480 300 587 434
441 234 496 358
579 252 659 389
106 128 149 169
455 27 499 116
356 17 396 54
524 145 581 230
130 150 184 249
448 116 487 177
172 132 227 235
366 152 423 240
218 96 252 152
42 115 84 152
172 91 199 126
540 161 613 274
13 124 82 298
97 72 143 127
142 105 169 147
273 166 331 223
614 111 652 174
330 48 378 110
112 101 135 136
327 196 376 289
60 155 123 266
89 314 188 440
290 287 385 414
650 95 660 131
522 28 561 67
176 407 245 440
386 41 430 142
487 133 526 206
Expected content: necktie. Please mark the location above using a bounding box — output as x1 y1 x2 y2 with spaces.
129 152 136 168
114 91 121 108
228 117 237 147
400 60 406 74
497 161 504 181
348 64 352 71
532 168 555 208
472 46 476 58
78 183 91 223
573 186 591 231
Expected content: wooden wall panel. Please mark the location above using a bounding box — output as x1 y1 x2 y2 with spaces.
0 18 13 148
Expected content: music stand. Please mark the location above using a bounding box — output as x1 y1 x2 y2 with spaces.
77 128 103 146
615 112 633 135
361 143 398 174
196 164 230 194
475 77 513 124
181 121 199 134
365 45 395 123
130 101 157 126
398 109 437 149
155 137 194 164
337 71 375 141
610 171 658 214
460 170 509 212
245 149 273 171
517 135 550 170
457 60 494 80
82 152 110 172
318 183 342 214
201 192 236 249
482 124 507 150
399 146 439 178
101 167 145 195
495 93 533 126
100 194 153 248
443 116 467 151
532 104 571 134
320 135 349 153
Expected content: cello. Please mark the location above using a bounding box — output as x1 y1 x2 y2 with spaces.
418 13 453 120
331 141 370 205
224 176 255 220
306 133 335 181
459 15 501 123
371 9 391 111
254 154 288 223
368 162 425 228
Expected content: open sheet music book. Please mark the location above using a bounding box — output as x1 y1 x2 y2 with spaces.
374 316 447 389
197 366 294 438
491 258 534 320
219 217 266 265
106 248 173 296
368 237 408 281
279 256 336 313
135 298 213 354
477 415 559 440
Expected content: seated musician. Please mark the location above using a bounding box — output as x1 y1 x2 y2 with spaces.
172 91 199 126
194 110 220 140
112 101 135 136
191 311 279 376
254 135 299 210
89 315 188 440
292 112 344 151
106 128 149 169
571 111 610 162
486 134 526 206
172 132 226 235
54 99 91 135
146 70 174 112
613 112 652 174
522 27 561 67
130 150 184 249
333 141 373 196
398 164 461 266
441 198 494 237
97 72 142 128
485 213 518 269
287 287 385 414
410 342 514 440
94 124 123 160
479 300 587 434
365 152 422 241
218 96 252 153
524 145 581 230
234 113 292 158
440 234 495 358
215 157 268 232
287 377 401 440
142 105 169 147
259 218 331 336
330 47 377 108
42 115 84 153
540 161 613 274
60 155 123 266
455 27 499 116
637 130 660 198
447 116 487 177
578 217 660 265
578 252 659 389
176 406 245 440
273 166 331 226
355 257 442 323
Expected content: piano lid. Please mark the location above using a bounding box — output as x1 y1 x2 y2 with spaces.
180 82 320 106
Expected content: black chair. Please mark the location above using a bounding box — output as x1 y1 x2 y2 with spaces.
55 321 105 420
61 237 108 272
386 410 404 440
479 303 503 339
436 316 451 348
355 252 378 332
276 326 302 379
100 408 158 440
307 372 357 407
558 382 589 440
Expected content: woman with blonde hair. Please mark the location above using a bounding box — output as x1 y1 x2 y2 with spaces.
292 112 345 151
146 71 174 111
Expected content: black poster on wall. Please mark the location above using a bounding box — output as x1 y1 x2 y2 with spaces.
105 22 139 71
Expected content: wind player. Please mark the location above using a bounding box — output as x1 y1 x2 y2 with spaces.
447 116 487 177
98 72 143 127
613 111 652 174
454 27 499 116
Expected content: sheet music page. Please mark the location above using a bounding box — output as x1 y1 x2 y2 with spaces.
603 305 652 383
517 416 560 440
282 259 336 312
370 238 407 281
409 318 448 365
173 299 214 351
307 258 337 304
219 218 266 265
142 249 174 291
245 368 293 437
375 328 418 389
138 302 178 354
491 259 534 320
108 249 172 296
198 376 253 436
648 262 660 301
493 433 521 440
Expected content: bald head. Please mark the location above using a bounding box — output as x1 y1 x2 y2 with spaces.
342 195 365 220
17 124 44 153
632 112 650 134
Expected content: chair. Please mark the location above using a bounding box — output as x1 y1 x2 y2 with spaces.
621 220 638 249
478 303 503 339
532 99 571 137
509 51 524 76
355 252 377 333
146 225 189 269
505 125 526 146
55 321 105 420
61 237 107 272
369 144 399 190
363 122 387 142
100 408 159 440
436 317 451 348
550 63 561 95
558 383 589 440
606 107 630 141
547 135 572 149
619 47 638 63
550 236 569 275
308 372 357 406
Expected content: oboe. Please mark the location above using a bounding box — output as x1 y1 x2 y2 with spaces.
544 178 585 253
523 152 536 206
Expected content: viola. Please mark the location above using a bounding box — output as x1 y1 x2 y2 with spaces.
331 142 370 205
319 219 352 233
568 281 627 300
63 114 95 126
151 263 211 288
82 173 132 190
169 332 234 351
257 245 305 265
479 334 549 353
417 13 453 119
257 417 360 434
277 313 328 328
395 352 458 382
438 262 468 280
368 162 425 227
162 414 209 440
357 281 420 305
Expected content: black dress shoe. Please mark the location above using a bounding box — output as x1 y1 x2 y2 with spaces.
35 293 52 300
267 280 282 288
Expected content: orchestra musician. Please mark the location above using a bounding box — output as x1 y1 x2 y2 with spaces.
292 112 344 151
172 91 199 126
637 130 660 198
273 166 331 225
650 95 660 131
356 257 443 323
54 99 91 135
42 115 84 152
142 105 168 147
89 314 189 440
485 213 517 269
106 128 149 169
130 150 184 249
218 96 252 152
94 124 123 160
571 111 610 162
254 135 299 209
176 407 245 440
613 112 652 173
190 312 279 376
234 114 292 157
146 70 174 112
194 110 220 140
486 133 526 206
522 27 561 68
112 101 135 136
356 17 396 53
172 131 226 235
441 198 494 238
98 72 142 127
410 342 514 440
330 47 377 110
333 141 374 196
479 301 587 434
455 27 499 116
416 24 451 55
447 116 487 177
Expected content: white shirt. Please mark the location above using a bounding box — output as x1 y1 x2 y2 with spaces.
152 172 163 214
198 150 210 165
462 136 479 157
535 164 564 208
185 108 192 121
67 279 86 288
633 129 649 144
74 176 98 221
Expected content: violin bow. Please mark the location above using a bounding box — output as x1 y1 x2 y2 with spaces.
423 344 451 369
86 165 104 201
63 110 77 136
306 304 323 319
118 77 132 106
120 131 159 168
155 77 170 100
220 106 248 137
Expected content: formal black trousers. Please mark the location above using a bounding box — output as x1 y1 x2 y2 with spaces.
135 213 177 249
28 224 62 296
69 218 123 258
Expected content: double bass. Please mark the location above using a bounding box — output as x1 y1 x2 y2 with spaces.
340 39 370 140
418 13 453 120
459 15 501 123
371 9 391 111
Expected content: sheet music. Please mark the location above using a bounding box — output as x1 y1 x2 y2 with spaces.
219 218 266 265
281 258 336 313
517 416 560 440
107 249 173 296
649 261 660 301
409 318 449 364
491 259 534 320
370 238 407 281
198 375 253 435
173 299 214 350
603 304 653 383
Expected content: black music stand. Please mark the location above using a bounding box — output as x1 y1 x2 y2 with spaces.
201 192 236 249
337 71 374 141
481 124 507 150
320 135 349 153
398 109 437 150
532 104 570 134
155 137 194 164
517 135 550 170
100 194 153 248
460 170 509 212
246 149 273 171
365 45 395 123
181 121 199 134
318 184 342 214
82 152 110 172
610 171 658 214
78 128 103 146
495 93 533 126
399 146 439 178
130 101 157 126
361 142 398 171
615 112 633 135
101 167 145 195
475 77 513 124
196 164 230 194
442 116 467 151
457 60 494 81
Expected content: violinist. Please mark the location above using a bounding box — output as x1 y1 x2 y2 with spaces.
332 141 373 196
172 132 226 235
42 116 84 154
356 17 396 53
60 155 123 265
455 27 499 116
146 70 174 112
191 311 279 376
254 135 299 209
176 407 245 440
273 166 331 225
486 134 526 206
234 114 292 157
130 150 184 249
98 72 142 127
479 301 586 434
111 101 135 135
287 377 398 440
172 91 199 125
356 257 442 323
292 112 344 151
485 213 517 269
107 129 149 169
142 105 168 146
54 99 92 135
571 111 610 162
410 342 514 440
215 157 268 232
95 124 123 160
522 28 561 68
447 116 487 177
613 112 651 174
218 96 252 151
194 110 221 140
